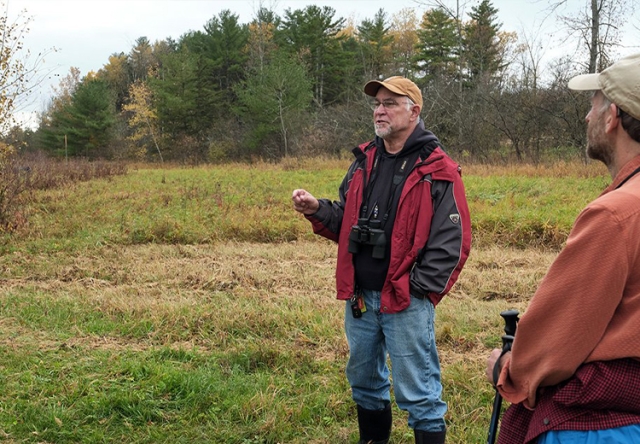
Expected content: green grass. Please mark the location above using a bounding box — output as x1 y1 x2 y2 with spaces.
0 344 350 443
1 160 608 254
0 160 609 443
464 174 608 247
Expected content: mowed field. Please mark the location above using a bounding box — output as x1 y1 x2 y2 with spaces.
0 159 609 443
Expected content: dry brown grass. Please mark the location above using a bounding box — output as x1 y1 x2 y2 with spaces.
454 245 555 303
0 240 554 363
127 156 610 179
465 159 609 178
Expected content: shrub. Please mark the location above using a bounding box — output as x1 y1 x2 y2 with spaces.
0 149 128 232
0 143 31 231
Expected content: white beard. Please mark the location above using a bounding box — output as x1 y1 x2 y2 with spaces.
375 124 392 139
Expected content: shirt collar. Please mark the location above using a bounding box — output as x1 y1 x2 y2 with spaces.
603 155 640 195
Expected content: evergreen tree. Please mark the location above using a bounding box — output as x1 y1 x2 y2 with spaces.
128 37 155 82
279 5 346 107
147 50 200 137
39 78 116 158
357 9 394 79
235 50 313 157
99 53 130 112
331 31 364 104
462 0 504 84
177 9 249 128
413 8 458 86
202 10 250 100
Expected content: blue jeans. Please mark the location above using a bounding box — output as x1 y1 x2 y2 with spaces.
538 424 640 443
344 289 447 432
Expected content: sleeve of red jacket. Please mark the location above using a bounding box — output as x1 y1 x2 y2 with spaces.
409 176 471 304
304 169 351 243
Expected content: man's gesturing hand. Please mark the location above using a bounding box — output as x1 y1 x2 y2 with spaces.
292 189 319 215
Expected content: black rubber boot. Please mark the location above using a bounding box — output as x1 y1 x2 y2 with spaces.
356 404 392 444
414 428 446 444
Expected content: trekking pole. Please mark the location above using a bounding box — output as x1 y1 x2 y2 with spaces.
487 309 519 444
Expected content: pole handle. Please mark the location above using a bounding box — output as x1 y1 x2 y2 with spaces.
487 309 520 444
500 309 519 339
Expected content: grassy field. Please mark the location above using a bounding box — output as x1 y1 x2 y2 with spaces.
0 159 610 443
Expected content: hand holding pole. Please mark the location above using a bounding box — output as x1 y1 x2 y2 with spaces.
487 309 519 444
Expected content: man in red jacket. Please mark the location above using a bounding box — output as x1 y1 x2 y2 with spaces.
486 53 640 444
293 76 471 444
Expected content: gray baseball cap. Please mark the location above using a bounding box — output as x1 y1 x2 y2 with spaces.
568 52 640 121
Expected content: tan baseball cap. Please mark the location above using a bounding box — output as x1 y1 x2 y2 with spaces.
568 52 640 121
364 76 423 110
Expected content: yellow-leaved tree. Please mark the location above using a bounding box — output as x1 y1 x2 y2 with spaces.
390 8 419 77
123 80 163 162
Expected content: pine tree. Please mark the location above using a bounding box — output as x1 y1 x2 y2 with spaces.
357 9 394 79
235 50 313 157
39 78 116 158
413 8 459 86
203 10 250 100
462 0 504 85
278 5 346 107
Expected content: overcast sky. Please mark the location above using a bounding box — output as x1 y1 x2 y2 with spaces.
6 0 640 128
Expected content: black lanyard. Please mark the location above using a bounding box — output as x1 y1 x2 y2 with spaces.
615 165 640 190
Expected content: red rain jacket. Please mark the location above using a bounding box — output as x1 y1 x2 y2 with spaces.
306 139 471 313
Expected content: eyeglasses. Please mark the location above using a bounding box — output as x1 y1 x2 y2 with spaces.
369 99 409 111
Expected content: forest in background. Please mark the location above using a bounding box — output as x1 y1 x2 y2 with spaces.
0 0 637 163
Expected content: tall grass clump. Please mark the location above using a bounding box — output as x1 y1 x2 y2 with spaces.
0 149 127 236
0 143 31 232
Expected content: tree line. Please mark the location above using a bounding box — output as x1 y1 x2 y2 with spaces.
2 0 636 163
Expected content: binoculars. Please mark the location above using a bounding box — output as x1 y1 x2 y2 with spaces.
348 218 387 259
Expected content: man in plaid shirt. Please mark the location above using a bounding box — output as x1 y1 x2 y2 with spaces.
486 53 640 443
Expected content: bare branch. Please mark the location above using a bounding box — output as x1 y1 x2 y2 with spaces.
0 2 57 133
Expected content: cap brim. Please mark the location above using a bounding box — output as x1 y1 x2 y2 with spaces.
364 80 384 97
364 79 408 98
568 73 601 91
